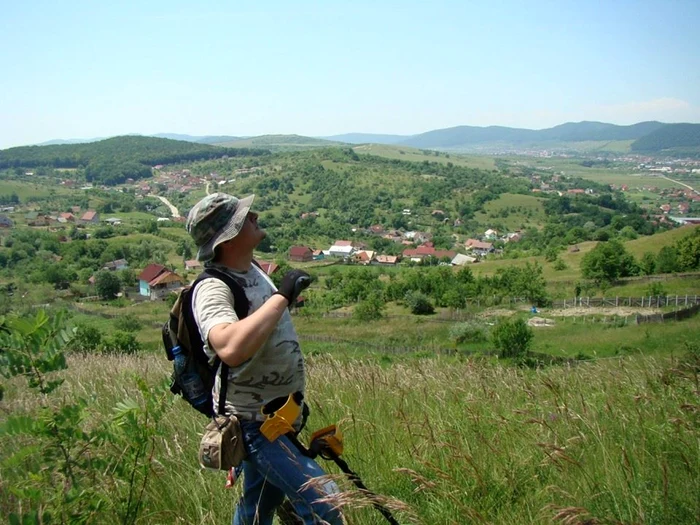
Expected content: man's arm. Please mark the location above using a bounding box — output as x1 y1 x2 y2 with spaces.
207 269 310 367
207 294 288 367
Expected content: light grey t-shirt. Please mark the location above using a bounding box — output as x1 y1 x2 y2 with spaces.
191 263 305 421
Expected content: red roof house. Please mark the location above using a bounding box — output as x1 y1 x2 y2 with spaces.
138 263 169 297
257 260 280 275
288 246 313 262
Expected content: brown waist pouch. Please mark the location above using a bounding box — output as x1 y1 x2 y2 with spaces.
199 415 247 470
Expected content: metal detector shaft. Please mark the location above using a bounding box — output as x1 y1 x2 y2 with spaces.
324 449 400 525
286 434 400 525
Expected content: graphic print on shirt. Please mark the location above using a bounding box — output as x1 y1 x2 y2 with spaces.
193 264 306 418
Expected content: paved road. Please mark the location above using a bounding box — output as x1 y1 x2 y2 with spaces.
147 194 180 218
660 175 699 194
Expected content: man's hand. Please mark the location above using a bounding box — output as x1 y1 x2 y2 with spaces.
274 270 311 306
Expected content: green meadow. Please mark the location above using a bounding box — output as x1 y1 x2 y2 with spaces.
474 192 546 230
353 143 497 170
2 339 698 524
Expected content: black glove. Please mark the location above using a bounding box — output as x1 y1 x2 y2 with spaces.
274 270 311 306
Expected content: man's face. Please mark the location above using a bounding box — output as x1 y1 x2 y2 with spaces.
238 210 267 246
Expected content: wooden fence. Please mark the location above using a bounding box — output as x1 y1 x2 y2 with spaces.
635 303 700 324
553 295 700 308
446 294 700 309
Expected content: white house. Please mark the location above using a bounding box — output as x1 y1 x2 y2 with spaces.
328 244 354 258
484 229 499 240
451 253 477 266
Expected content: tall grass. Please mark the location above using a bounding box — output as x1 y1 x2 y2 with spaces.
2 349 698 524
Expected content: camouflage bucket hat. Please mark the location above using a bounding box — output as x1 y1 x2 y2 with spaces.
186 193 255 262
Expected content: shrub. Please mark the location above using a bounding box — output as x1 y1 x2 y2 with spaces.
449 322 487 344
405 291 434 315
353 293 386 322
103 330 141 355
491 317 533 359
114 313 143 333
72 323 103 352
645 282 666 297
552 258 568 271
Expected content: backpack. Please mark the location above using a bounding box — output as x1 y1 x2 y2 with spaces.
162 267 253 417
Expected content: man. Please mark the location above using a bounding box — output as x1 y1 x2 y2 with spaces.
186 193 342 525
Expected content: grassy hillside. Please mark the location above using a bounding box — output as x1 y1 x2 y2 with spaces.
515 157 686 189
625 224 700 258
2 339 698 524
353 143 496 170
215 134 345 150
322 133 409 144
470 226 699 285
474 192 546 229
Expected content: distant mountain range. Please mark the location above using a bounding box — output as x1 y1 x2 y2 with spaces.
321 133 409 144
26 121 700 156
37 133 242 146
326 121 700 155
398 121 667 149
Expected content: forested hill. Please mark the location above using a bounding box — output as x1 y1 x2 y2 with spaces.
400 121 666 149
0 136 268 169
0 136 270 185
630 123 700 155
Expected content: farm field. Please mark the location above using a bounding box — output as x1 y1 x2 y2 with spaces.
515 157 691 189
0 179 75 199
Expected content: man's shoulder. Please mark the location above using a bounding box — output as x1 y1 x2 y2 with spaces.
192 276 235 304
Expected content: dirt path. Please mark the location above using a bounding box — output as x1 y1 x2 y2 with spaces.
147 194 180 218
660 175 699 195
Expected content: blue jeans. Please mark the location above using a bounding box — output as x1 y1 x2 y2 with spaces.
233 420 343 525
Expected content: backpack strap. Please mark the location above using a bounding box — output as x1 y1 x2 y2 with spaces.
191 265 257 416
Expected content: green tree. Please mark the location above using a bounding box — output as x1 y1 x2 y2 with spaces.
580 240 638 283
443 288 466 309
175 240 193 260
544 246 560 262
103 331 141 354
552 258 567 271
675 228 700 270
353 293 386 322
118 268 136 288
95 270 121 300
405 291 434 315
639 252 656 275
72 323 103 353
492 317 533 359
655 246 678 274
114 313 142 333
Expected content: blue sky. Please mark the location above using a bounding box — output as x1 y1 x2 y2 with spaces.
1 0 699 148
